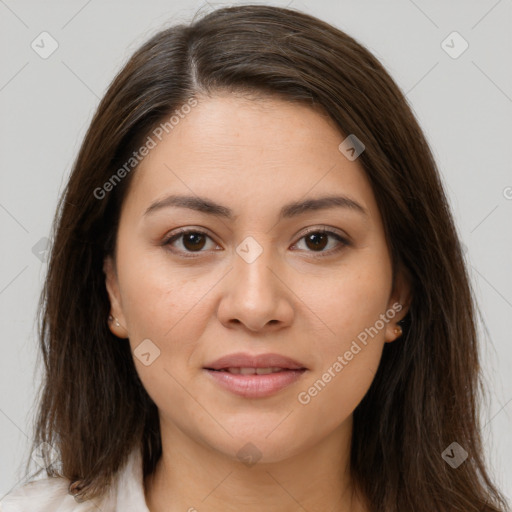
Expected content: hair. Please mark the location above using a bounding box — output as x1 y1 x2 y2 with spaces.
24 4 508 511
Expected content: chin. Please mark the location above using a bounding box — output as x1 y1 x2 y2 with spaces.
200 427 306 465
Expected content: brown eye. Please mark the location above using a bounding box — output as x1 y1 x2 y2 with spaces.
181 232 207 251
163 227 349 259
163 229 218 257
293 229 349 257
304 232 329 251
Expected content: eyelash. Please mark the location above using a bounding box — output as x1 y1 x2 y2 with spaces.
161 227 350 259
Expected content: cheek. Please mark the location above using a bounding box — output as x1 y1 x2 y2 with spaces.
306 256 392 344
116 242 204 338
295 256 391 416
116 255 208 413
297 285 389 432
295 344 381 443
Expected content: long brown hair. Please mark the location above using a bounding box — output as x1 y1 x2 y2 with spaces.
24 4 508 511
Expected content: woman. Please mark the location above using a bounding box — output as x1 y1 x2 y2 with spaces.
1 4 508 512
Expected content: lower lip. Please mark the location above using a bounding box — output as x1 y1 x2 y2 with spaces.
204 369 306 398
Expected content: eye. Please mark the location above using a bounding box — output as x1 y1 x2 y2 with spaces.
162 227 350 258
292 228 349 257
163 228 219 258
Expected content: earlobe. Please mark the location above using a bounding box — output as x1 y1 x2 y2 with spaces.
103 256 128 339
385 266 412 343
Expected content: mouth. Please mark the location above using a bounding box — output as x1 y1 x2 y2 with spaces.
203 368 307 398
203 353 308 398
207 367 302 375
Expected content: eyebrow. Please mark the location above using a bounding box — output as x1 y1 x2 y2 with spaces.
143 194 368 220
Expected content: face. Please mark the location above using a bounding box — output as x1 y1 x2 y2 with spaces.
104 93 410 464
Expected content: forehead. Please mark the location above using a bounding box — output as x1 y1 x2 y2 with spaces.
121 93 379 224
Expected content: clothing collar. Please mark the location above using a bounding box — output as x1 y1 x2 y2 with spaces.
110 445 151 511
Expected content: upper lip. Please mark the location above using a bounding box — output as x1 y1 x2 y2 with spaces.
204 352 307 370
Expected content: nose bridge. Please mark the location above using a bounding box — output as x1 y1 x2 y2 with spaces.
217 233 292 330
233 233 279 300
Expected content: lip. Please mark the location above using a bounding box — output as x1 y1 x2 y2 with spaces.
203 352 307 399
204 352 306 371
204 369 306 398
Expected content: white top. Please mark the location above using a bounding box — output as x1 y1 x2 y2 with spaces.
0 447 151 512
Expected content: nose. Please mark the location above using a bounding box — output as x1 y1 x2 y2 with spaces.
216 239 294 332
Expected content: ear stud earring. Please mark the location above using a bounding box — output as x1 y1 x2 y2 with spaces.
108 314 120 327
394 325 403 337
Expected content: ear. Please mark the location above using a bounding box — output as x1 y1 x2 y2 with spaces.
384 264 412 343
103 255 129 339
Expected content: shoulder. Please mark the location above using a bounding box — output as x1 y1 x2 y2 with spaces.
0 475 106 512
1 446 147 512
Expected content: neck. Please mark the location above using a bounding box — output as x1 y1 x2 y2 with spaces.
144 416 367 512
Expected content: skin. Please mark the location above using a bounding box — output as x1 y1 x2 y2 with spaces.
104 92 411 512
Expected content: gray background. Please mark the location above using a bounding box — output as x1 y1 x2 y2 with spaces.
1 0 511 502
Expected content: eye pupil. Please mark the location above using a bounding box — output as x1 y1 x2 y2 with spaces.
305 233 328 251
183 233 206 251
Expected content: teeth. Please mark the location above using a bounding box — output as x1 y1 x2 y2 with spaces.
220 367 285 375
256 367 283 375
